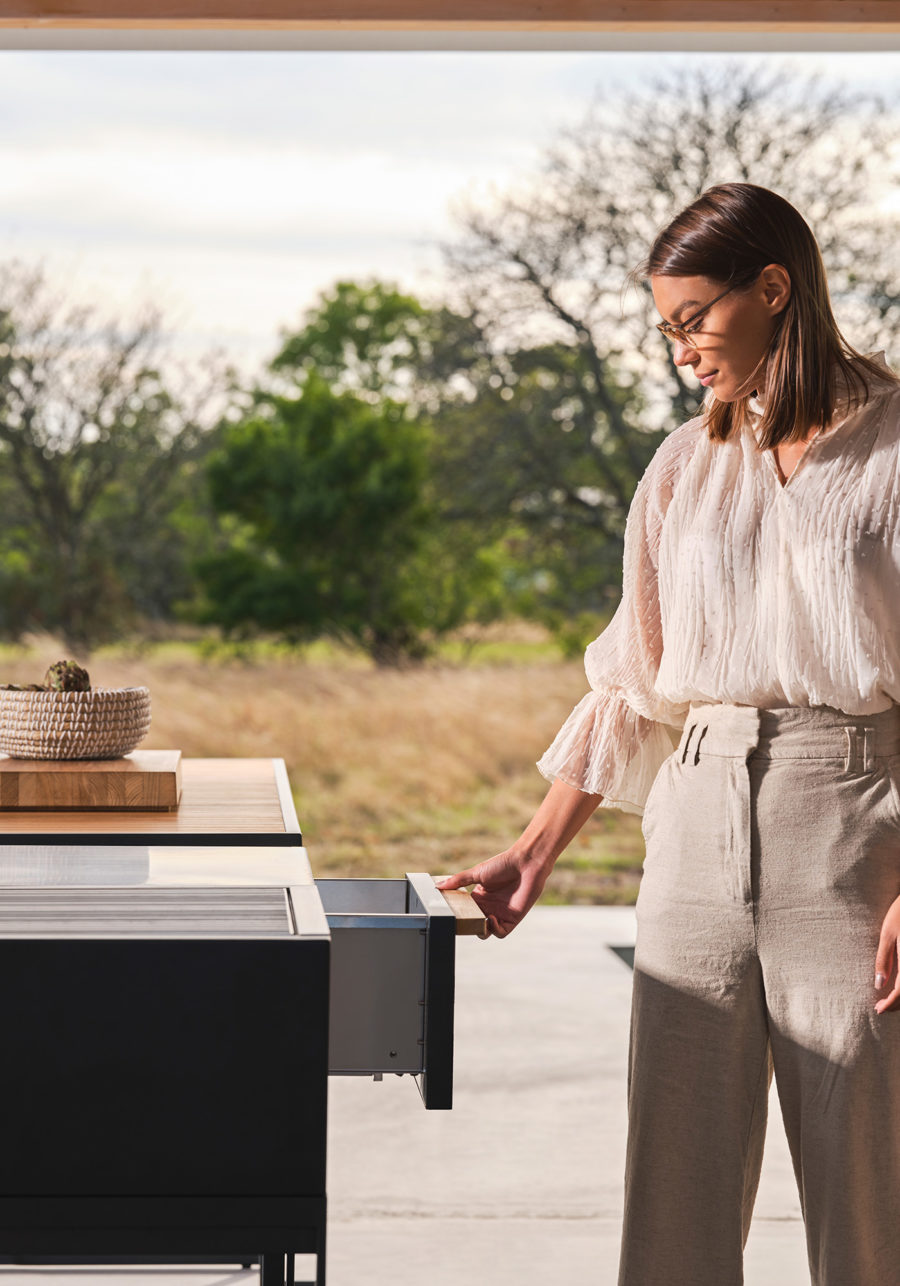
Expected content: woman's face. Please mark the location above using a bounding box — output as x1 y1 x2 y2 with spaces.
651 266 791 403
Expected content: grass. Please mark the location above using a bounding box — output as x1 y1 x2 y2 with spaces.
0 630 645 905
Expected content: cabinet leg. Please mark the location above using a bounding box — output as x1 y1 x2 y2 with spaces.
316 1222 326 1286
259 1251 285 1286
259 1240 323 1286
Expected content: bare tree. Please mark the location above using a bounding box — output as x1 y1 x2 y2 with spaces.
447 62 899 418
435 61 900 630
0 261 228 651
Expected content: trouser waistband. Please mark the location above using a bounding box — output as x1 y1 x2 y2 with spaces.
677 702 900 769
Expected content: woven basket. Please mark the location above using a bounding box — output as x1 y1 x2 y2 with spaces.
0 687 152 760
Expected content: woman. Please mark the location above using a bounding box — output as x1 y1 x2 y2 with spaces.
436 182 900 1285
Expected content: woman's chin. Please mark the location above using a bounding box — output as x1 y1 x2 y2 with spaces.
705 379 740 403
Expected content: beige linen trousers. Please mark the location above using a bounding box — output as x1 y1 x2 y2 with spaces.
618 701 900 1286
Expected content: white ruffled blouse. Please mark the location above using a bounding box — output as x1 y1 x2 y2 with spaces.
537 352 900 815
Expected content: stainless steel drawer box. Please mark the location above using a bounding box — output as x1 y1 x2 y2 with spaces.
315 873 456 1109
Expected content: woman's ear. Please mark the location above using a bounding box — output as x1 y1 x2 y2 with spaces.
760 263 792 316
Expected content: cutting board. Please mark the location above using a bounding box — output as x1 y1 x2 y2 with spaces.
0 750 182 811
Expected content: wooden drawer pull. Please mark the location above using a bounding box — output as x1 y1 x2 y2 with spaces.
440 889 489 938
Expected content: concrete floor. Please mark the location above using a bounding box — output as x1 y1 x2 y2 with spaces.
0 907 810 1286
326 905 809 1285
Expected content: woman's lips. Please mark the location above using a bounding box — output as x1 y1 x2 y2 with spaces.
699 370 718 387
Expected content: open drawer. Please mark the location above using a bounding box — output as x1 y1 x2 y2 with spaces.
0 842 479 1118
315 872 456 1109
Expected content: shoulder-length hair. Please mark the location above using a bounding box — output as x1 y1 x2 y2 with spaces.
636 183 899 449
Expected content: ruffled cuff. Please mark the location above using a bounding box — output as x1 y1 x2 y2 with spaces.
536 689 680 816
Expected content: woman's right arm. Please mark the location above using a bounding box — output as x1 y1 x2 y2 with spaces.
434 778 603 938
439 421 699 937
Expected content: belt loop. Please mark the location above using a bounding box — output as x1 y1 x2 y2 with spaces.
844 727 856 772
681 723 697 764
863 726 875 771
693 724 709 765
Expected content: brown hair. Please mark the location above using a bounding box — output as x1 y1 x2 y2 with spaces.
638 183 898 448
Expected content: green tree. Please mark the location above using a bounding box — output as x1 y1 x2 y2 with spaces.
196 369 481 665
264 277 660 651
268 277 496 417
271 279 431 403
429 339 654 648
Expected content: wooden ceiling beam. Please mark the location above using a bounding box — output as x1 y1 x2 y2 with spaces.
1 2 900 33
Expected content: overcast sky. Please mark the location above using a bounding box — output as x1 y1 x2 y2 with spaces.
0 50 898 385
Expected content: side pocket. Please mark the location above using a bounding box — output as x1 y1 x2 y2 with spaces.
641 752 674 846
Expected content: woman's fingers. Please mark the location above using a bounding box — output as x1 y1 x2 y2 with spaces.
489 916 509 939
436 852 532 938
875 921 895 988
875 980 900 1014
435 875 504 938
466 889 519 939
875 917 899 1012
434 869 477 891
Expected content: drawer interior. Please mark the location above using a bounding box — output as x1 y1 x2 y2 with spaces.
314 877 409 915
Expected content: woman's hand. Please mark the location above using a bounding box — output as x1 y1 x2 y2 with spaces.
435 778 603 939
435 850 554 939
874 893 900 1013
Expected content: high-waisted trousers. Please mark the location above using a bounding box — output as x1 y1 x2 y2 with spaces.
617 701 900 1286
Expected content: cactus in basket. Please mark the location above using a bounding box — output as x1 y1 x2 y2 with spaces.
43 660 92 692
0 660 149 759
0 659 93 692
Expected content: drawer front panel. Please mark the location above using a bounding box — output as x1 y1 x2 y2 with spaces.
0 938 329 1196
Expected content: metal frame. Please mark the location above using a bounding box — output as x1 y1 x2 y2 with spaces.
0 854 459 1286
406 872 456 1109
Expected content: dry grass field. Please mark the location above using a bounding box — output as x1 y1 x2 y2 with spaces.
0 634 646 904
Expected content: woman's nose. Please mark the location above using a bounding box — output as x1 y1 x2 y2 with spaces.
672 339 699 367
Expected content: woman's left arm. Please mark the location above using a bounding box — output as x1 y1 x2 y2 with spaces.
874 895 900 1013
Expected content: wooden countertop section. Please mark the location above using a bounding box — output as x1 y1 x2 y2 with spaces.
0 758 300 841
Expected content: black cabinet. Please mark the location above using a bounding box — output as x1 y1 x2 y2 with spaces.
0 764 466 1286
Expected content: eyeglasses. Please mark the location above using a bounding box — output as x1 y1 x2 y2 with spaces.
655 281 740 347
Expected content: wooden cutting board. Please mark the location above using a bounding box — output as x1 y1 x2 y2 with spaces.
0 750 182 811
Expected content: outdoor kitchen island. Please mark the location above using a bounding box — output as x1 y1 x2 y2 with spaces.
0 758 476 1286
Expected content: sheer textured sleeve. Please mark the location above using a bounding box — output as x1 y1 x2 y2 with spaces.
536 420 699 816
